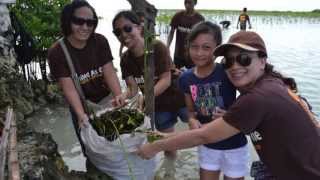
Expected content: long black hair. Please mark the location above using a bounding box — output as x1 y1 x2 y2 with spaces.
185 21 222 64
60 0 98 37
112 10 141 30
112 10 143 37
263 61 284 79
264 62 298 90
187 21 222 48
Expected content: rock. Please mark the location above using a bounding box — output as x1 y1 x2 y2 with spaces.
15 111 24 121
17 129 71 180
13 96 33 116
46 84 64 104
0 79 12 108
31 80 46 96
16 122 113 180
0 4 15 62
36 95 47 106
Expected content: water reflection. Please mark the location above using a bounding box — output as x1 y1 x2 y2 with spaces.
27 105 86 171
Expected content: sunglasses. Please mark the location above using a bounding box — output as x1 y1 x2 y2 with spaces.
222 53 252 69
71 16 97 27
113 25 133 37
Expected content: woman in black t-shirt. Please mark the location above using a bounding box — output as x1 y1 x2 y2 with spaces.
112 11 188 169
48 1 125 155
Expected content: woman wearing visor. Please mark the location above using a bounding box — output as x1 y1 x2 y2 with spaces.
136 31 320 179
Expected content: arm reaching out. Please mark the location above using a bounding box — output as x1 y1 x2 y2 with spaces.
58 77 88 127
136 117 240 159
103 62 126 107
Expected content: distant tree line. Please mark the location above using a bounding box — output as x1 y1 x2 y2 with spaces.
312 9 320 13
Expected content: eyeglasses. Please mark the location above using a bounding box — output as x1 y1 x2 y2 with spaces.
71 16 97 27
113 25 133 37
222 53 252 69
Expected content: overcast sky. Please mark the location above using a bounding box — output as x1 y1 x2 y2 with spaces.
89 0 320 12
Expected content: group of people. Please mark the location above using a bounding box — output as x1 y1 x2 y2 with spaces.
48 0 320 180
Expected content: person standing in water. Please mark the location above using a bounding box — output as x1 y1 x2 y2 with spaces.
237 7 252 31
167 0 205 69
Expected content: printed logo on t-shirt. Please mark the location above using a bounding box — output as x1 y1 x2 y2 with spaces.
134 75 145 92
177 26 192 33
250 130 263 151
79 66 103 84
135 75 144 85
189 82 224 116
134 75 159 93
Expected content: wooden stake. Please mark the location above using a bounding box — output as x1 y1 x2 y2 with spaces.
0 107 13 180
8 113 20 180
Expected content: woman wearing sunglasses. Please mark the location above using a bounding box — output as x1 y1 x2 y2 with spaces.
112 10 188 173
48 1 125 155
136 31 320 179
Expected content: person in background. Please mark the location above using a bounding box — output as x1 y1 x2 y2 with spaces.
48 0 125 156
179 21 249 180
167 0 205 70
219 20 231 29
112 10 188 176
137 31 320 180
237 7 252 31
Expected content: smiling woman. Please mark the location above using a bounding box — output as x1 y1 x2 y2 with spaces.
137 31 320 180
47 0 126 163
112 11 188 175
68 7 97 48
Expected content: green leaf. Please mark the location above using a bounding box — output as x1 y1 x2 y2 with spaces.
9 0 70 59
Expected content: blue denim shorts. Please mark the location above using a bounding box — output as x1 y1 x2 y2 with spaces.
155 107 188 131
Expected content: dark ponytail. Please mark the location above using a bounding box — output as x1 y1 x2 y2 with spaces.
264 63 298 92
